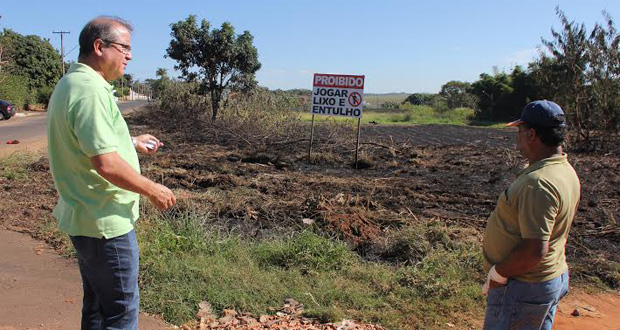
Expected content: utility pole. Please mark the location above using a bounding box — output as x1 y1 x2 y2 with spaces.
53 31 70 74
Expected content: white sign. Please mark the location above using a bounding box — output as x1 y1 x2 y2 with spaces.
311 73 364 118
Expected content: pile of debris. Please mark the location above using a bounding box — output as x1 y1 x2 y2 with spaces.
179 299 385 330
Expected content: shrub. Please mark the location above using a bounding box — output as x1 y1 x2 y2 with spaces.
0 74 28 108
35 85 55 105
157 81 210 128
253 230 355 273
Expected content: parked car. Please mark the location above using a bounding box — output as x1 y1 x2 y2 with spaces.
0 100 17 120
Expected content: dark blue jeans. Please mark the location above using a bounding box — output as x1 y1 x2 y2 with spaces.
70 230 140 330
484 271 569 330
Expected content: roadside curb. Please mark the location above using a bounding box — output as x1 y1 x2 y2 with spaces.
14 111 45 118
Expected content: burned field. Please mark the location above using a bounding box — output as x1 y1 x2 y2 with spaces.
1 116 618 288
125 110 619 289
0 107 618 328
3 113 617 287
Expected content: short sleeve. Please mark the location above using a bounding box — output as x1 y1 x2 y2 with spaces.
517 179 559 240
70 94 119 157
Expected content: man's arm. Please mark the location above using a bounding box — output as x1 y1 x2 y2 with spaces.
496 238 548 277
487 238 548 289
91 152 176 210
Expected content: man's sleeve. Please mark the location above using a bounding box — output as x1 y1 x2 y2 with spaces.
70 95 119 157
517 179 559 240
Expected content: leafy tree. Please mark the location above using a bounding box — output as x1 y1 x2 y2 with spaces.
111 73 134 99
0 29 62 93
149 67 171 99
539 7 590 135
0 74 28 107
585 11 619 144
0 43 8 82
402 93 436 106
166 15 261 120
439 80 476 109
534 7 619 149
381 101 400 109
470 71 514 120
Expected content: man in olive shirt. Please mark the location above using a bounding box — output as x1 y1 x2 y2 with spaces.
47 16 176 329
482 100 580 330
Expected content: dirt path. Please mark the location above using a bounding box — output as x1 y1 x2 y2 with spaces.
555 291 620 330
0 137 48 158
0 230 172 330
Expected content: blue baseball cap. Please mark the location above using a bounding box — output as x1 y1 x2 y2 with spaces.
506 100 566 127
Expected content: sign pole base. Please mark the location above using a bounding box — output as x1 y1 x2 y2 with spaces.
355 117 361 169
308 114 316 163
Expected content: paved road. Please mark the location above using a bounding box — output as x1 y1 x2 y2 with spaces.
0 100 148 145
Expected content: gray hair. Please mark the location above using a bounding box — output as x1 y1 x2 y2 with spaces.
78 16 133 60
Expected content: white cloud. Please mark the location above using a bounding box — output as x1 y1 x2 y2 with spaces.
503 48 539 66
262 68 288 76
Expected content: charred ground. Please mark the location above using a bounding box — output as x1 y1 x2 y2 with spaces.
6 107 617 284
0 107 617 328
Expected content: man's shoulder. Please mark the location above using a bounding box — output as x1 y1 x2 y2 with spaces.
516 162 579 202
64 71 102 90
55 73 113 103
527 161 579 185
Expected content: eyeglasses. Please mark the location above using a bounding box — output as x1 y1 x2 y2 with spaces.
101 39 132 55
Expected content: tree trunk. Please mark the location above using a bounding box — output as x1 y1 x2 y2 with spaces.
212 98 219 121
210 88 221 121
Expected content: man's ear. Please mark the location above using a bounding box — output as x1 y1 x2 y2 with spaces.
93 39 105 56
528 127 538 142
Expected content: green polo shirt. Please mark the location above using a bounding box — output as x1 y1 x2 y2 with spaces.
47 63 140 239
482 154 580 282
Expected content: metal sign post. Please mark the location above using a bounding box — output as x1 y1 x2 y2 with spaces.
355 117 361 169
308 114 316 162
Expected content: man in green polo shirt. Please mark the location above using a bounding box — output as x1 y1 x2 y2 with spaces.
481 100 580 330
47 16 176 329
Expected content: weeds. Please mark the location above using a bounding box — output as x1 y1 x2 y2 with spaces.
0 152 35 180
137 211 485 329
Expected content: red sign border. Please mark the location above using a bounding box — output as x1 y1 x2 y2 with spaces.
313 73 365 89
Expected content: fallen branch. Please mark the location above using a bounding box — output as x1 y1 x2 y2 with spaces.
360 141 399 152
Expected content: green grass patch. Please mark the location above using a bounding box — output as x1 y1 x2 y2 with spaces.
363 93 411 108
0 152 36 180
136 210 485 329
37 219 76 258
300 106 504 127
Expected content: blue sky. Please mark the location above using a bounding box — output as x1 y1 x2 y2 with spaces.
1 1 617 93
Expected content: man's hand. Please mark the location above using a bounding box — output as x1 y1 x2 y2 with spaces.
147 183 176 211
489 279 507 289
482 265 508 296
91 153 177 210
134 134 163 154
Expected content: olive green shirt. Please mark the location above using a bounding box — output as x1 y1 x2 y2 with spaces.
483 154 580 282
47 63 140 239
